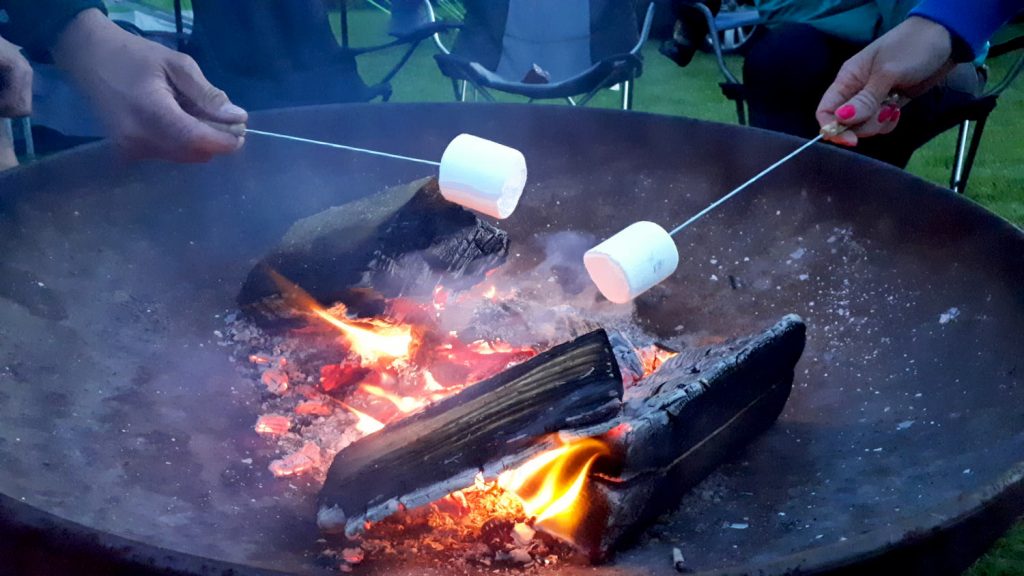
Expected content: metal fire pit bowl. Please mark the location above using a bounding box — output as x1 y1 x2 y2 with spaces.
1 104 1022 576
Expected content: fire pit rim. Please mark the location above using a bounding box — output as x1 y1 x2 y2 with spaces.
1 102 1023 575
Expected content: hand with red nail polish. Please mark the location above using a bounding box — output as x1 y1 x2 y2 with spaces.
815 16 956 146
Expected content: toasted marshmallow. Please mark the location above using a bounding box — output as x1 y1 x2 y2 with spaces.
438 134 527 219
584 221 679 304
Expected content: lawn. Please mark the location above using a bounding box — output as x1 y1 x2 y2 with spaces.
102 3 1024 573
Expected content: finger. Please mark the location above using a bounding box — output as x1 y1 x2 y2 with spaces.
122 89 243 163
876 107 901 136
164 53 247 125
201 119 246 138
830 64 895 129
0 51 33 117
816 54 870 128
827 130 858 147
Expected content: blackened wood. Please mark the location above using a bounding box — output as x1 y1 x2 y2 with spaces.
237 177 509 319
576 314 806 561
317 329 624 536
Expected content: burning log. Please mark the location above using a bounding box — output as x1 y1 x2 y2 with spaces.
317 315 805 563
238 177 509 321
576 313 806 561
317 329 624 536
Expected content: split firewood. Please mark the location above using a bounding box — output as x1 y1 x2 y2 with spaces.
317 329 624 536
317 314 806 563
573 314 806 561
238 177 509 323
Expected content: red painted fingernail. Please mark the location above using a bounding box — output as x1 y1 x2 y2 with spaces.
836 105 856 120
878 106 893 123
891 108 901 122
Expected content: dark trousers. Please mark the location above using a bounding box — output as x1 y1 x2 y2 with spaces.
743 23 983 168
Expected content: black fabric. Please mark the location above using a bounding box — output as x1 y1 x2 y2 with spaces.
743 23 983 168
452 0 642 72
589 0 642 62
451 0 510 72
0 0 106 53
184 0 378 110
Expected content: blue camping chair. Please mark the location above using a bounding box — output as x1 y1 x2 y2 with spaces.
433 0 656 109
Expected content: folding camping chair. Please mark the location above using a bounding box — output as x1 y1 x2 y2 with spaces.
432 0 656 109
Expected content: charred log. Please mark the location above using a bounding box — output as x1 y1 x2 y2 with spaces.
577 313 806 561
317 329 624 536
238 177 509 321
317 315 805 562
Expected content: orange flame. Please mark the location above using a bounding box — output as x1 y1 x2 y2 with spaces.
312 306 414 365
264 267 415 365
639 345 678 377
498 437 609 543
360 383 427 414
337 401 385 435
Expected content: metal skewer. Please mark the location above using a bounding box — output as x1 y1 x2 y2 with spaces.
245 129 442 167
668 133 824 237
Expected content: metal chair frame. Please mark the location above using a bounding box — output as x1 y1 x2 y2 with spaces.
432 1 655 110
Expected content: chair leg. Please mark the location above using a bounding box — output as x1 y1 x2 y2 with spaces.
950 120 972 194
960 115 990 196
460 80 470 102
0 119 16 170
735 98 747 126
18 117 34 161
621 80 634 110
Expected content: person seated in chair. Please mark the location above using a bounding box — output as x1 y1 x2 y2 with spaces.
185 0 383 111
741 0 985 168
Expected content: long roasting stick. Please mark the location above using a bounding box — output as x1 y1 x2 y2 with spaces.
585 124 844 304
245 129 442 167
669 134 824 236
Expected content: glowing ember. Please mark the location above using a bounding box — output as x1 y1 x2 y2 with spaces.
261 368 290 395
638 345 678 377
337 401 386 435
359 383 427 414
313 305 414 365
499 437 609 543
254 414 291 436
295 400 334 416
422 370 444 392
269 442 322 477
467 339 520 355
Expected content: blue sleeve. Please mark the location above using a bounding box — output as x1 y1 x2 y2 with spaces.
910 0 1021 58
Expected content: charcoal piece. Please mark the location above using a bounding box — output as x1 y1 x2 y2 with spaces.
238 177 509 319
316 330 624 536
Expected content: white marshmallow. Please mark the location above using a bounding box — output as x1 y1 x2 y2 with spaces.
438 134 527 220
584 221 679 304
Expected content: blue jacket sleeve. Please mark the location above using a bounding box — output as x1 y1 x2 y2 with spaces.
910 0 1021 58
2 0 107 52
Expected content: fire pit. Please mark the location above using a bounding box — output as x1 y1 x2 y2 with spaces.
1 103 1022 576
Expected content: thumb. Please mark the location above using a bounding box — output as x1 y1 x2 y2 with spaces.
833 68 894 127
165 53 247 124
